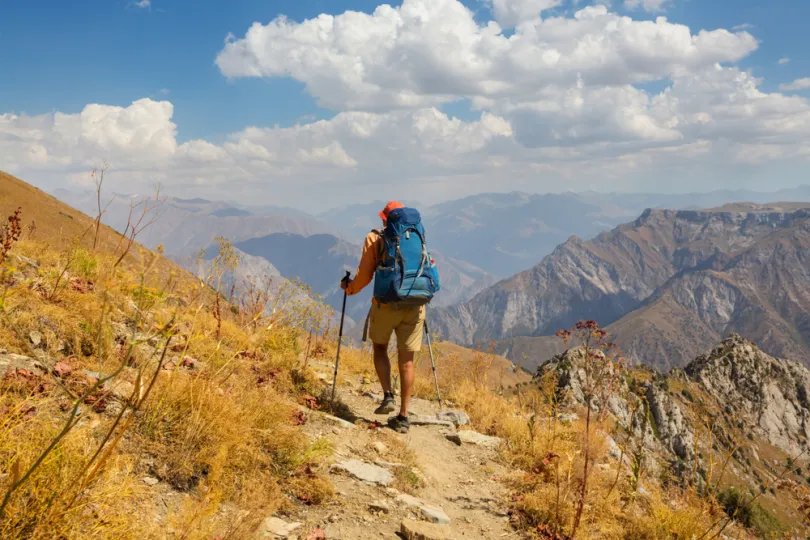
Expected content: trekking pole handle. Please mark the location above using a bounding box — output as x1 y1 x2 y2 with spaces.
341 270 351 284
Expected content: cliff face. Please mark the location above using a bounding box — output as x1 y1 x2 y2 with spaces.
536 334 810 496
434 205 810 371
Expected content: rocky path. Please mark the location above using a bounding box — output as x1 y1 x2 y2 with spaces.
258 363 521 539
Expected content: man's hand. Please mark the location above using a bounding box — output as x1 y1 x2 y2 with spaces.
340 271 351 291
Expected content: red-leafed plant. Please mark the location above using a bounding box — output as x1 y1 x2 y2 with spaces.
556 320 625 539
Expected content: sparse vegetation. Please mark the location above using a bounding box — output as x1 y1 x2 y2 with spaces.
0 185 336 538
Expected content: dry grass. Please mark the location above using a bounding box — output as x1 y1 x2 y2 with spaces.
0 191 337 539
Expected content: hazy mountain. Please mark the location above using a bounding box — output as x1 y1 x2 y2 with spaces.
316 200 421 241
319 186 810 277
434 202 810 371
230 232 496 334
234 233 371 328
51 188 336 256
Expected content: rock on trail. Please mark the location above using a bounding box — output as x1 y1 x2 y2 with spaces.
445 431 503 449
394 492 451 525
401 518 452 540
258 516 302 538
331 459 393 486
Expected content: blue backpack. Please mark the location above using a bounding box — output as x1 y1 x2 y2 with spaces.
372 207 440 306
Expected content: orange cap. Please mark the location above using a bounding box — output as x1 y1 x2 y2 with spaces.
379 200 405 221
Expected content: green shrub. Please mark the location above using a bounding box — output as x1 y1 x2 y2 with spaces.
717 487 783 536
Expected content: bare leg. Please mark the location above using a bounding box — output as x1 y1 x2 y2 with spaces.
397 350 415 417
373 343 392 394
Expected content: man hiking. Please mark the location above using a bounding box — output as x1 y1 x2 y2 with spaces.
341 201 440 433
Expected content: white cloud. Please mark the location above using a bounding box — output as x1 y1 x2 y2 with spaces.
5 0 810 208
779 57 791 65
215 1 757 111
489 0 563 27
134 0 151 8
624 0 668 13
732 23 754 32
780 78 810 92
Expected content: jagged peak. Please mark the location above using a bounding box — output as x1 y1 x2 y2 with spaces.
683 333 763 378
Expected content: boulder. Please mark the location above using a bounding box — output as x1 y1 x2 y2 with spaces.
445 431 502 449
331 459 393 486
436 411 470 427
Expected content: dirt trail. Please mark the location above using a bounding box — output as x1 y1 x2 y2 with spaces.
263 359 522 539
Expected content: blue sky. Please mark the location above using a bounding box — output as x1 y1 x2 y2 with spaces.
2 0 810 208
2 0 807 142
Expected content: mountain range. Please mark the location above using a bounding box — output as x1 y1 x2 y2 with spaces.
435 202 810 372
322 187 810 277
54 185 810 278
49 184 810 371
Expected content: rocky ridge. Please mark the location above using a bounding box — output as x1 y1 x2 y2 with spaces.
536 333 810 499
435 205 810 371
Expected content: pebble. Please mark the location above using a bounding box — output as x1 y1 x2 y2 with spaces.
142 477 160 486
372 441 388 454
258 517 302 538
395 493 451 525
369 500 390 514
29 331 43 348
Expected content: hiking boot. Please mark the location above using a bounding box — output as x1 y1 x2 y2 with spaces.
387 414 410 433
374 392 396 415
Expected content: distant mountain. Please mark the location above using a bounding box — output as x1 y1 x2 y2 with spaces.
52 188 335 256
434 202 810 372
234 233 370 328
231 232 496 334
319 187 810 277
316 200 421 241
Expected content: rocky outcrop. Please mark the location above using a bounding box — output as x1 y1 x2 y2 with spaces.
535 334 810 482
645 383 695 461
685 334 810 456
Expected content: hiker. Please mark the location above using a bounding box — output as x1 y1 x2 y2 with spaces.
341 201 440 433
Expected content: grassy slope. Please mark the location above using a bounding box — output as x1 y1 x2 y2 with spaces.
0 171 185 281
0 171 337 538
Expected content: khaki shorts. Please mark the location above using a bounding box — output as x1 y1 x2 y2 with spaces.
368 303 426 353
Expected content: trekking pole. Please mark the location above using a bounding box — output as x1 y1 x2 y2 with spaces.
424 317 442 410
330 271 351 412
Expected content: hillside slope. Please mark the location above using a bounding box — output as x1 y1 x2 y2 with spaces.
435 204 810 371
53 187 335 256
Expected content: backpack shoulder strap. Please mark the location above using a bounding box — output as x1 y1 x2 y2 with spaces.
370 228 385 266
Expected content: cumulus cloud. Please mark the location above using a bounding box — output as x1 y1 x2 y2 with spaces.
778 57 791 65
489 0 563 27
4 0 810 207
780 78 810 91
215 1 757 111
134 0 151 8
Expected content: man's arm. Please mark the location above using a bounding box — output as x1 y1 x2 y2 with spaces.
345 231 379 296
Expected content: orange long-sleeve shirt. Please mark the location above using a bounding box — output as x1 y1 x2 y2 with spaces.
345 230 382 300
